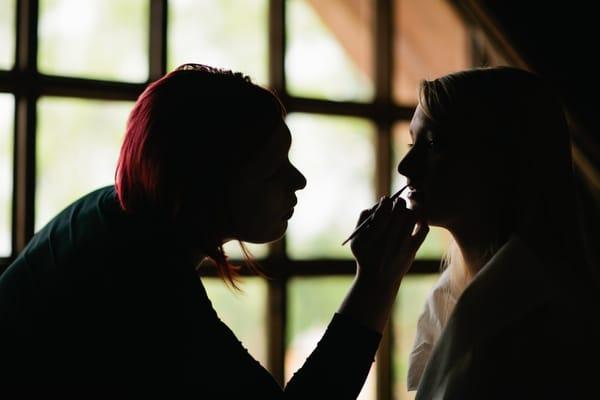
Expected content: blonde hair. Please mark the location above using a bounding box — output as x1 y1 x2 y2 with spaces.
441 237 505 298
441 239 468 296
420 67 595 293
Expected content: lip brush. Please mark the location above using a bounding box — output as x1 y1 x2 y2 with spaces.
341 184 410 246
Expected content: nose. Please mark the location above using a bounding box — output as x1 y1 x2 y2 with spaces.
397 147 419 182
291 163 307 191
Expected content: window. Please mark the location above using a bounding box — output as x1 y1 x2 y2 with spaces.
286 0 374 101
287 276 376 399
287 113 376 259
204 277 269 367
0 94 14 257
0 1 489 398
35 97 132 229
168 0 269 85
393 274 440 398
392 0 470 103
0 0 15 69
38 0 148 81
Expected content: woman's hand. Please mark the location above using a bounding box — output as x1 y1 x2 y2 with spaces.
350 196 429 289
337 195 429 333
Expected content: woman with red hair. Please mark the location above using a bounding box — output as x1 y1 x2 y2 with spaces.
0 64 427 396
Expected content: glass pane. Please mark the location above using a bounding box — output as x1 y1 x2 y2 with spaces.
38 0 148 82
393 0 470 104
286 0 374 101
392 122 452 259
169 0 268 86
287 277 376 399
35 97 132 231
0 94 14 256
202 277 268 368
0 0 15 69
286 113 376 259
393 274 440 399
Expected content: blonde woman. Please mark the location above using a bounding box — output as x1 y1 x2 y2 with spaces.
399 67 599 399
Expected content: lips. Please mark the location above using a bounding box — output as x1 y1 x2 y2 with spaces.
283 209 295 220
283 198 297 220
407 188 424 201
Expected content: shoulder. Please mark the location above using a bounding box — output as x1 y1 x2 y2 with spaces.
28 185 118 242
1 186 120 288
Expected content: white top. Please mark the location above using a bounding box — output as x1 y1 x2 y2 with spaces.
407 267 460 391
409 234 592 399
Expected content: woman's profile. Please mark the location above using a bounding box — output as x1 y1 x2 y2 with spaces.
398 67 599 399
0 63 428 396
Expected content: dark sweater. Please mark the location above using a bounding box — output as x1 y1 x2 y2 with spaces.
0 186 380 397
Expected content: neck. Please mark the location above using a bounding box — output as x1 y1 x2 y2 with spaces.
448 219 499 278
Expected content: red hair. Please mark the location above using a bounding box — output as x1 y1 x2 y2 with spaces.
115 64 282 287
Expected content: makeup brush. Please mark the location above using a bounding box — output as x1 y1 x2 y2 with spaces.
341 184 410 246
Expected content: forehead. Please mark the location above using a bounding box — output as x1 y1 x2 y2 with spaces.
260 119 291 155
242 119 291 173
409 106 435 137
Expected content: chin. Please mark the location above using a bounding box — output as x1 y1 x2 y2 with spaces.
243 221 288 244
408 200 427 217
422 211 452 229
409 200 446 227
268 221 288 242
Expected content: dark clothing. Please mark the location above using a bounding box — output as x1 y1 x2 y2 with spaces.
0 186 380 397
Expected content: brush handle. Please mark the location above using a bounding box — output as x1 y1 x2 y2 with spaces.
341 184 409 246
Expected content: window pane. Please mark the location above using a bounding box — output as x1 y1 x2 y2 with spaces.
287 277 376 399
169 0 268 86
286 114 375 259
392 122 451 259
35 97 131 231
222 241 268 260
393 0 470 104
286 0 374 101
202 277 268 367
38 0 148 82
0 0 15 70
0 94 14 256
393 274 440 399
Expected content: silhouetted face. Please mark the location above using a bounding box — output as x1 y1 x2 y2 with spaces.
226 118 306 243
397 105 494 229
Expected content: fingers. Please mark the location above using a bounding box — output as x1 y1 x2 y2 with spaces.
352 195 428 255
366 197 395 243
356 209 371 226
380 197 431 260
409 221 430 251
392 195 406 210
355 196 384 226
388 203 417 246
351 194 429 280
380 199 416 259
351 197 393 252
